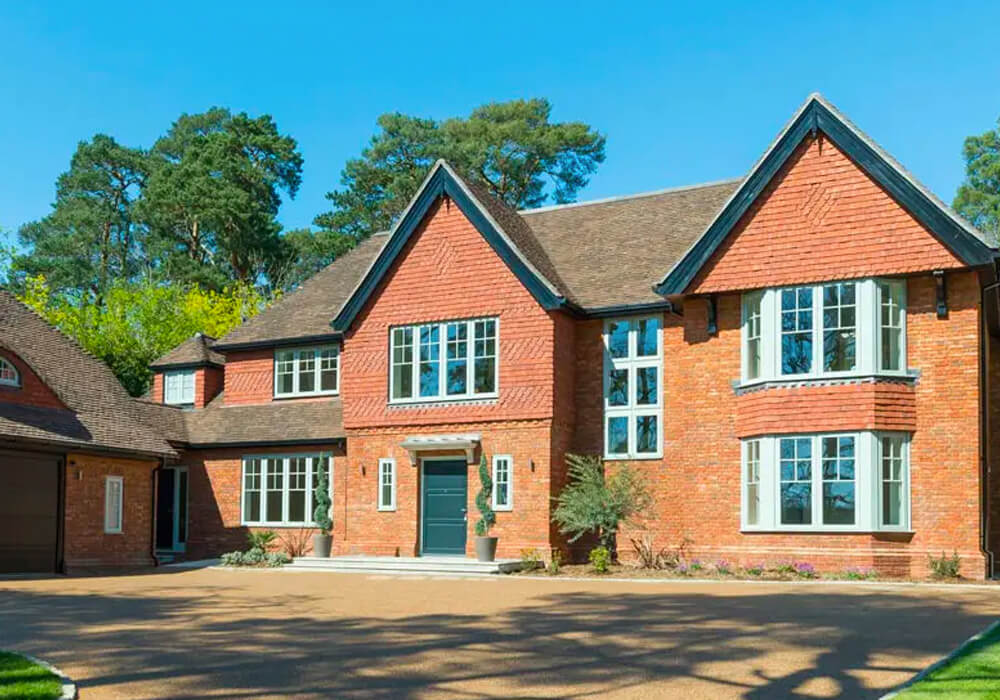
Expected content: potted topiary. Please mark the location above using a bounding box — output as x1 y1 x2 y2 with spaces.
474 453 498 562
312 465 332 558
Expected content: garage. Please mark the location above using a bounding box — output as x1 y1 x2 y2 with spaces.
0 449 63 573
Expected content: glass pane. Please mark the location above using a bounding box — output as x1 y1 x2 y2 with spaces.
381 482 393 507
636 367 657 405
607 321 629 359
320 350 338 392
419 325 440 398
178 471 188 543
243 459 261 522
445 323 468 395
882 329 901 371
265 458 283 523
823 283 857 372
781 484 811 524
823 482 855 524
781 287 813 375
608 369 628 406
607 416 628 454
747 483 759 526
636 318 660 356
780 437 812 525
447 358 467 395
393 363 413 399
883 483 902 526
635 415 657 453
747 338 761 380
474 357 495 393
496 482 508 506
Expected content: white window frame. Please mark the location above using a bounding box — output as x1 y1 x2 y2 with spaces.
603 315 664 460
388 317 499 404
240 453 332 527
377 458 396 511
491 454 513 511
740 431 911 533
273 346 339 398
104 476 123 534
740 278 907 386
163 369 195 405
0 358 20 387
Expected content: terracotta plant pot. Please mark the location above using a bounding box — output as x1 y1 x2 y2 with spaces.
312 533 332 558
475 536 498 562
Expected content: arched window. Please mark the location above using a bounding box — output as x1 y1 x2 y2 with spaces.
0 358 20 387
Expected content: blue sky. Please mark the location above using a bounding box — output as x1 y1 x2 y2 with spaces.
1 1 998 234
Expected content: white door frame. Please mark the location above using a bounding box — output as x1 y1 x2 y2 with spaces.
170 466 188 552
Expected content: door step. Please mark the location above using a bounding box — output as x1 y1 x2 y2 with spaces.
285 555 523 576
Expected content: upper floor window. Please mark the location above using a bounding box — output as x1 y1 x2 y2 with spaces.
741 431 910 532
164 369 195 405
741 278 906 384
274 346 339 398
603 316 663 460
0 358 19 387
390 318 497 403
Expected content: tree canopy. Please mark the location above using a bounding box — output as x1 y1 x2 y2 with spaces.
314 98 606 240
955 117 1000 246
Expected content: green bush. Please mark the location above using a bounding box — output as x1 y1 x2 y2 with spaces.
929 551 961 579
246 530 277 551
547 550 563 576
589 546 612 574
552 454 652 556
520 548 542 570
313 465 333 535
474 454 496 537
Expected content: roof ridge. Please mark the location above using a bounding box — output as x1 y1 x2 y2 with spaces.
519 178 744 215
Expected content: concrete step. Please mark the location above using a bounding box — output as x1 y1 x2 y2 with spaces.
286 555 523 575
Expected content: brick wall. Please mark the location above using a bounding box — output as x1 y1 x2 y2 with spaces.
180 444 345 559
151 372 163 402
222 349 274 405
0 350 65 409
197 366 224 408
689 134 966 295
63 452 157 570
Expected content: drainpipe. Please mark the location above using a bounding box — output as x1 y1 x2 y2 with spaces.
980 274 1000 579
151 458 164 568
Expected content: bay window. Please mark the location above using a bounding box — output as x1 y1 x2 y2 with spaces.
742 278 906 384
390 318 498 402
274 346 339 398
603 316 663 459
242 454 332 526
741 432 910 532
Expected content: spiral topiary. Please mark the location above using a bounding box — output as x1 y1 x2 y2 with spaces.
313 463 332 535
475 453 496 537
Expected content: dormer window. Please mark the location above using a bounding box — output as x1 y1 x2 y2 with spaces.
164 369 195 406
274 346 339 398
0 358 19 387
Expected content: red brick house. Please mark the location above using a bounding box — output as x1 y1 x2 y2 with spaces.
8 94 1000 579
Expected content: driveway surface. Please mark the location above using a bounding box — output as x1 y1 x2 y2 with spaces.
0 567 998 699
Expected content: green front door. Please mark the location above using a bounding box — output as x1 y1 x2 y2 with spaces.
421 459 468 555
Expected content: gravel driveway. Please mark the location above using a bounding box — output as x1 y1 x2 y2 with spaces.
0 567 997 699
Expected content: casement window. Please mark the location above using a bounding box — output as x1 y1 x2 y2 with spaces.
104 476 123 534
741 278 906 384
389 318 498 402
378 458 396 511
603 316 663 459
164 369 195 405
241 454 332 526
740 432 910 532
274 347 339 398
492 454 513 511
0 358 19 387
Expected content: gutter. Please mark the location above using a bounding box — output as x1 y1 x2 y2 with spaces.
212 333 342 353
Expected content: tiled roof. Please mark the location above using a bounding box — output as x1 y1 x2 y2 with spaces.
0 291 176 458
180 394 344 446
150 333 224 369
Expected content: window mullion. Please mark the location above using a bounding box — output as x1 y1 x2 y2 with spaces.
438 322 446 398
812 284 822 377
812 435 821 529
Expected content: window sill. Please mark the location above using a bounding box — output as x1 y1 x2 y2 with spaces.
377 507 397 512
493 506 513 512
241 523 318 529
273 391 339 401
604 454 663 462
741 528 915 535
389 394 498 409
734 371 917 394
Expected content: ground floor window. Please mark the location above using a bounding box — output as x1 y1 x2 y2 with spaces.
104 476 123 534
242 454 331 526
741 431 910 532
492 454 512 511
378 458 396 511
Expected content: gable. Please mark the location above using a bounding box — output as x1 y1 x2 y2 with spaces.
656 95 995 296
332 161 567 333
0 349 66 410
688 134 967 294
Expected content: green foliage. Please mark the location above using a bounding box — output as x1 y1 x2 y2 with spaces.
630 534 674 570
546 549 563 576
19 275 266 396
313 463 333 535
0 651 63 700
221 549 290 568
955 118 1000 246
314 98 606 239
519 548 543 570
928 551 962 579
275 227 355 289
552 454 652 552
246 530 277 552
474 454 496 537
588 546 611 574
896 621 1000 698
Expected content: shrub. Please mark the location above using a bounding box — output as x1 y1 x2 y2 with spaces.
264 552 291 567
221 551 245 566
630 534 672 570
744 563 765 577
474 454 496 537
520 548 543 570
589 546 612 574
929 551 961 579
547 550 563 576
774 561 797 575
677 564 690 576
313 466 332 536
715 560 732 576
220 548 290 568
843 567 878 581
279 529 311 558
247 530 277 552
553 454 652 556
689 559 704 572
794 562 817 579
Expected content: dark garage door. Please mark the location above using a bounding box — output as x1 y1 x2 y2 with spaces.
0 450 61 573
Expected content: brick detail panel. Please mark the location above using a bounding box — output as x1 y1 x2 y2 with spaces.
689 134 965 294
0 350 65 409
63 452 157 570
197 366 224 408
735 380 917 437
222 349 274 405
341 197 555 429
